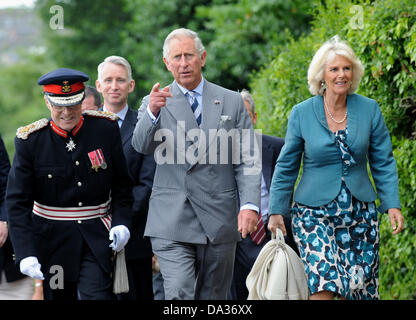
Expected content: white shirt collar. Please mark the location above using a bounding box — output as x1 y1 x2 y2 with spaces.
176 77 204 97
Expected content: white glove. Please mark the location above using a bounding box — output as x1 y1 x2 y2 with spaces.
20 256 44 280
109 225 130 252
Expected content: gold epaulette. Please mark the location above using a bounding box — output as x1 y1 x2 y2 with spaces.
16 118 49 140
82 110 119 121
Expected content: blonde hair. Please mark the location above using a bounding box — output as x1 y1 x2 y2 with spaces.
307 35 364 95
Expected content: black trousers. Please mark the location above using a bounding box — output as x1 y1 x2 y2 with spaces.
43 241 114 300
116 257 154 300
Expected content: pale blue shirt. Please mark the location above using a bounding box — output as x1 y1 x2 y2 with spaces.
103 104 128 128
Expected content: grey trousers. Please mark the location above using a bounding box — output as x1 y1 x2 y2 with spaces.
150 237 236 300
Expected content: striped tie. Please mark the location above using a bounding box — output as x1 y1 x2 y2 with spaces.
250 213 266 245
188 91 201 126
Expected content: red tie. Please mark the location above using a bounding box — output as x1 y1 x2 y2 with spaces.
250 213 266 245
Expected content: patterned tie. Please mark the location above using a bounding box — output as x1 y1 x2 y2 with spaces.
250 213 266 245
188 91 202 126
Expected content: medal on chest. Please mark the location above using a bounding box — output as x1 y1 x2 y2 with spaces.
88 148 107 172
65 138 76 152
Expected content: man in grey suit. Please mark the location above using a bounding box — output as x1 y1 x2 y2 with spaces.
132 28 261 300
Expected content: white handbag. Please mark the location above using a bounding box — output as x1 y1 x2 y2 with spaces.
246 228 309 300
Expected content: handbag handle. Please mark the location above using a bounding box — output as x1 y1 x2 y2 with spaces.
271 228 285 242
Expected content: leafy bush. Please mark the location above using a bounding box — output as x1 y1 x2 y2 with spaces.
0 52 54 157
379 138 416 299
197 0 313 91
251 0 416 299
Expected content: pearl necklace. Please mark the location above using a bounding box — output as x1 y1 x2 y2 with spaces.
323 95 347 124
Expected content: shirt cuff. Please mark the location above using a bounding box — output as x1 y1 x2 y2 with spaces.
240 203 259 214
146 105 160 124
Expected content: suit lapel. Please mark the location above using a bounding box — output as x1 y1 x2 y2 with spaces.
345 94 358 147
120 108 135 146
312 95 330 132
200 80 224 149
261 136 273 189
165 82 199 131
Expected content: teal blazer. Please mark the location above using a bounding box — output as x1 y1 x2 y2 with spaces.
269 93 401 216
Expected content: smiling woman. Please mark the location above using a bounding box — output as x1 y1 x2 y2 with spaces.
268 35 404 300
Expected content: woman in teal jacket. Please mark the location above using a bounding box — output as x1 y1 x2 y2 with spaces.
268 36 404 300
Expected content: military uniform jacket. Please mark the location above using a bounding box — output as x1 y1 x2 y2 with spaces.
6 113 133 281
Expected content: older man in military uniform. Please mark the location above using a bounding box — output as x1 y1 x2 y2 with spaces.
6 68 133 300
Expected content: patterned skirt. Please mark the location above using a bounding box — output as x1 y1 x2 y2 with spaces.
291 129 380 300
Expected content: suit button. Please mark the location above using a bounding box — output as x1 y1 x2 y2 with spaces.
75 161 80 166
77 182 82 187
78 202 83 207
48 174 52 179
77 220 82 224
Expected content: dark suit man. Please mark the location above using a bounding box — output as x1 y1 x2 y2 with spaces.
228 89 299 300
132 28 261 300
96 56 156 300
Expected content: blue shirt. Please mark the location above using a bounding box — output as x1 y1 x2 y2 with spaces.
103 104 128 128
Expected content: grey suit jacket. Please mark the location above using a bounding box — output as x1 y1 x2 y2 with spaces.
132 80 261 245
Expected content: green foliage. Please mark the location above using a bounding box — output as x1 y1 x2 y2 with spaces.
380 138 416 299
35 0 134 101
197 0 313 91
251 0 416 299
347 0 416 139
0 52 54 158
250 35 314 136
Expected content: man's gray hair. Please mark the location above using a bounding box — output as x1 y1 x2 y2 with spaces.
240 89 255 115
97 55 133 82
163 28 205 61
